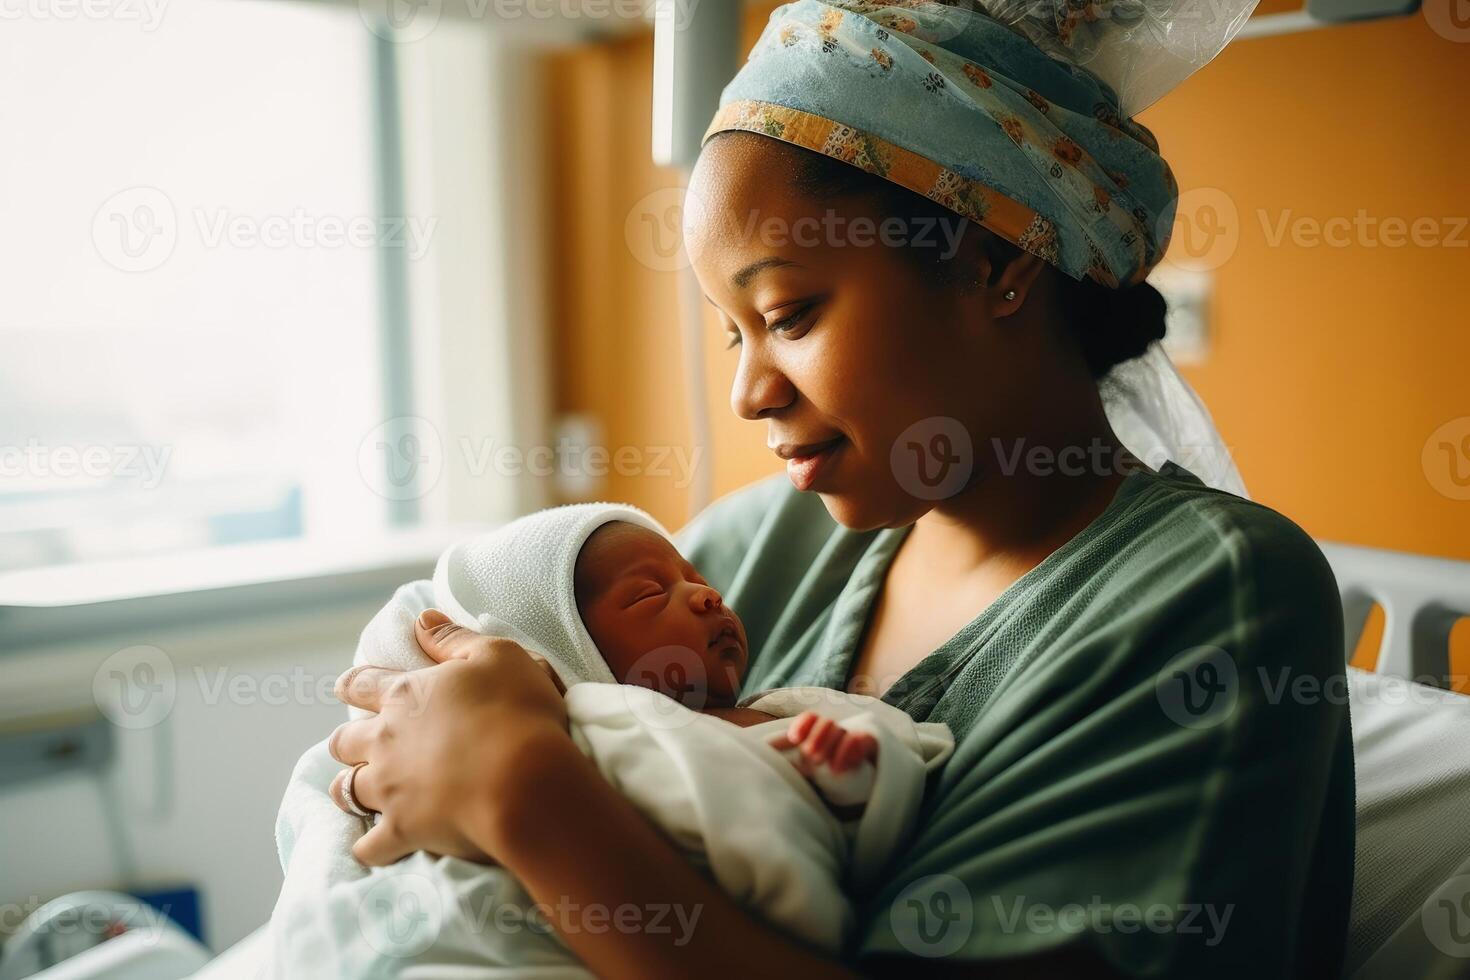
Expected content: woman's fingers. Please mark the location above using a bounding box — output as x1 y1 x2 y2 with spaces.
414 609 480 664
353 818 412 867
327 718 375 765
333 665 415 713
328 762 382 815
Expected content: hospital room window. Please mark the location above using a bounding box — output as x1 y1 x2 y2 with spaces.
0 2 411 578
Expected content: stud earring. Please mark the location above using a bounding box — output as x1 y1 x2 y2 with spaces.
1003 288 1017 301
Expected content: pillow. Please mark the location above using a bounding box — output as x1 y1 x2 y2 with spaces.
1347 666 1470 978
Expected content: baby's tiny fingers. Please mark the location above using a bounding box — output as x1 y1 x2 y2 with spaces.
786 711 818 744
802 717 840 761
832 732 877 773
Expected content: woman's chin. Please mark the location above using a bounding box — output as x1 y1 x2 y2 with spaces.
815 489 922 533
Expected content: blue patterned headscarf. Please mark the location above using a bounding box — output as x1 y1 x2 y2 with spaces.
701 0 1179 288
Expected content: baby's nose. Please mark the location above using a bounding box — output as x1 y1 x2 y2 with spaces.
690 586 722 611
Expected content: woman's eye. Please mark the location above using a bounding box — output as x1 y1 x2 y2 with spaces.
722 304 815 351
767 305 813 337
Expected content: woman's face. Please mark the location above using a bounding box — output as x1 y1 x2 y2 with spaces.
684 134 1059 531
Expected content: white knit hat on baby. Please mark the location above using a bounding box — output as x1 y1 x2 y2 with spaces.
430 502 673 688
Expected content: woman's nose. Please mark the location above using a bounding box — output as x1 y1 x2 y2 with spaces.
730 345 795 421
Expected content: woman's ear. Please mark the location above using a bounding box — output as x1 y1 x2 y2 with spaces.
989 251 1049 318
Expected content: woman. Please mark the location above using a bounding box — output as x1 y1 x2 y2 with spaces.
327 3 1355 976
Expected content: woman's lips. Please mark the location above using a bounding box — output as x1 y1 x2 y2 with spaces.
785 438 844 492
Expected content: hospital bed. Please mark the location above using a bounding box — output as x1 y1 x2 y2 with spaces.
6 540 1469 980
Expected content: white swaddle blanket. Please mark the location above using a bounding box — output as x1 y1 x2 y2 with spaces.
266 504 953 977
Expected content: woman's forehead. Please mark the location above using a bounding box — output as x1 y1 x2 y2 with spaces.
686 136 821 240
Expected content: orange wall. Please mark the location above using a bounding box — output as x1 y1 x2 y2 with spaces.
542 4 1470 566
1139 9 1470 563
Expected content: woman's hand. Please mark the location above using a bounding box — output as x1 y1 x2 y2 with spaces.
330 617 858 980
326 609 569 866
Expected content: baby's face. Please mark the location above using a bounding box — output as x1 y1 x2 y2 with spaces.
574 522 749 708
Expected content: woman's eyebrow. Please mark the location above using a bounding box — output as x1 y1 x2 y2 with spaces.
703 256 803 308
732 256 799 289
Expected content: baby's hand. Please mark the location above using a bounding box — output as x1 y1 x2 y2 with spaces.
767 710 877 776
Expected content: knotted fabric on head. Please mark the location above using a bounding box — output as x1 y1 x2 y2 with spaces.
700 0 1254 496
702 0 1182 288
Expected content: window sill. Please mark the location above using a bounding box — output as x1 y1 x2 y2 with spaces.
0 525 498 652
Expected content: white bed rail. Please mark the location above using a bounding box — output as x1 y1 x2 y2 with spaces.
1318 541 1470 687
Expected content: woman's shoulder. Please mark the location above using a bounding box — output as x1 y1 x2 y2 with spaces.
1117 460 1343 630
1146 461 1335 575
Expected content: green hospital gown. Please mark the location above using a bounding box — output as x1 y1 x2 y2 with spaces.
672 460 1355 979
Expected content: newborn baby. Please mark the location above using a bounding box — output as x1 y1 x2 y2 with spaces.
572 517 877 778
278 502 953 976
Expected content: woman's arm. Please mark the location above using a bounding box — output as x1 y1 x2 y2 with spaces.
329 613 1130 979
329 611 857 980
485 720 857 980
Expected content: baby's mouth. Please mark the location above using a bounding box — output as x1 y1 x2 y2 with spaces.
708 623 743 658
